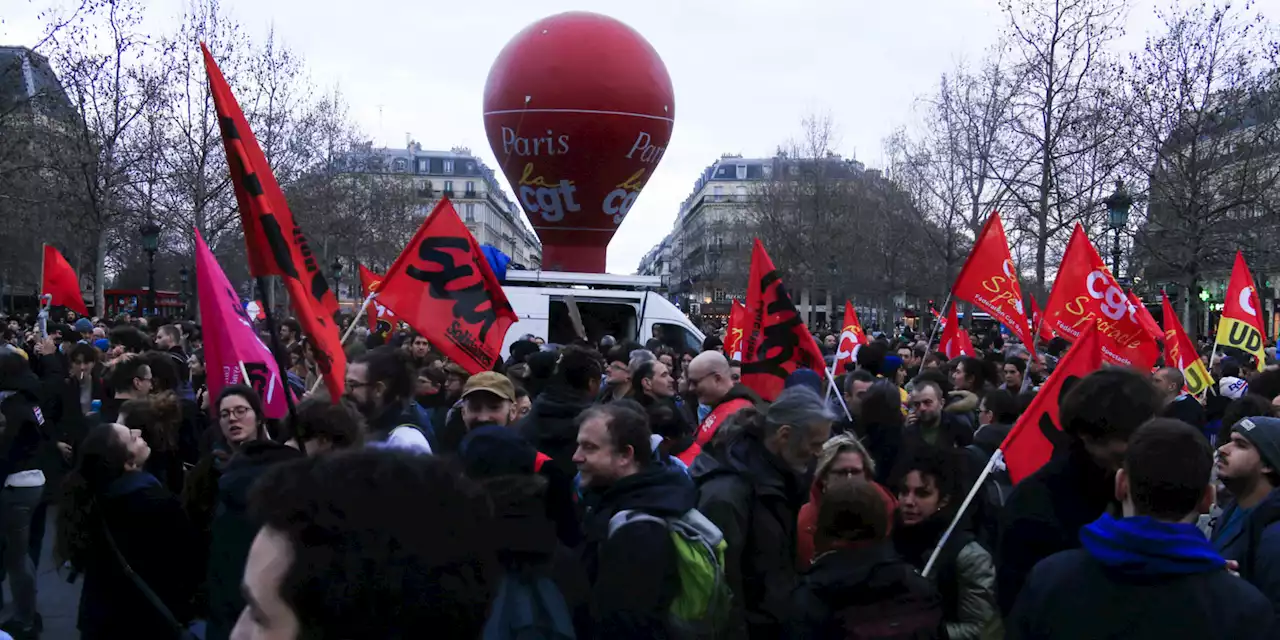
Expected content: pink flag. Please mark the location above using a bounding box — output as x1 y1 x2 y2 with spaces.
195 229 289 419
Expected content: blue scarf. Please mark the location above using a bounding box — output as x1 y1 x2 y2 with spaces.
1080 512 1225 576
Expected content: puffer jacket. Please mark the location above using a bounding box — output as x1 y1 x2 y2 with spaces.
895 518 999 640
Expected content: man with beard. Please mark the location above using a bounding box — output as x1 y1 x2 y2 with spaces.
996 369 1161 616
1211 415 1280 614
904 379 973 451
344 347 434 454
692 387 834 638
407 333 433 369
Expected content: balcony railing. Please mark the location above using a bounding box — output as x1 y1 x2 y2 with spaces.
464 189 478 198
443 189 455 198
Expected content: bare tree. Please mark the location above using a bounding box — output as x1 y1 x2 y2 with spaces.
1129 0 1280 330
43 0 168 313
1000 0 1131 292
748 116 953 326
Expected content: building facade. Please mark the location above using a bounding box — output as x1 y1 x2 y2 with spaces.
641 154 906 330
342 142 541 268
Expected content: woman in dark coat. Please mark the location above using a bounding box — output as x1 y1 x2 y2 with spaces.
56 423 200 639
184 384 303 640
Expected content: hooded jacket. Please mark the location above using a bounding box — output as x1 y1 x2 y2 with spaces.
580 465 698 638
694 383 762 447
787 541 942 640
204 441 305 640
518 385 596 478
692 432 806 639
996 440 1117 616
1008 513 1274 639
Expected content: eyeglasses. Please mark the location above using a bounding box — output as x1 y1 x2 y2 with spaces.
346 381 375 391
828 468 864 479
219 406 252 420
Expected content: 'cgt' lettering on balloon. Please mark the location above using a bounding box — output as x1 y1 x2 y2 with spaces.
602 170 648 224
517 163 580 223
483 12 675 272
502 126 570 157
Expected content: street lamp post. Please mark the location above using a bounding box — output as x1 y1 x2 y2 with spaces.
1104 180 1133 279
331 258 343 306
179 266 189 318
139 222 161 316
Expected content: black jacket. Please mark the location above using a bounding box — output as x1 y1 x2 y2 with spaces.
787 541 942 640
1008 547 1274 639
518 385 595 478
1162 395 1206 430
996 441 1116 616
204 440 305 640
0 358 49 480
691 432 806 639
580 465 696 639
77 472 200 639
34 353 89 499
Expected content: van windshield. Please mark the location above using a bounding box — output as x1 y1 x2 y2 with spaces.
653 322 702 353
548 299 638 345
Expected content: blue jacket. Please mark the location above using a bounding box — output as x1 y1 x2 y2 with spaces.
1008 513 1273 639
1211 488 1280 625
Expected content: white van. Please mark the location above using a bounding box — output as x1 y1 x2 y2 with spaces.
501 270 705 356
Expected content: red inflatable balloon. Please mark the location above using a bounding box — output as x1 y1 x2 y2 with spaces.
484 12 675 273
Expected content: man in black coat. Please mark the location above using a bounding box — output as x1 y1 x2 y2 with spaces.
996 368 1162 616
519 346 601 478
692 387 833 640
1008 419 1273 639
576 402 692 638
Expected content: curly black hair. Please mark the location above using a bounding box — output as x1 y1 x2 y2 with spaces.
248 450 497 638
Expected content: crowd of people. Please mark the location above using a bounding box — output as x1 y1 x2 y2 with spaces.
0 308 1277 639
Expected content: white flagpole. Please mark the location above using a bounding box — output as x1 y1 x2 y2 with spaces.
307 292 376 395
923 448 1002 577
821 361 854 423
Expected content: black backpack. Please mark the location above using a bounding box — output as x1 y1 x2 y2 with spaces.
964 444 1011 551
834 560 942 639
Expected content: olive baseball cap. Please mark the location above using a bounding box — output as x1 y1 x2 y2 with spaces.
461 372 516 402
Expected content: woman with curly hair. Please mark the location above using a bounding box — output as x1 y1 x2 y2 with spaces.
56 423 199 639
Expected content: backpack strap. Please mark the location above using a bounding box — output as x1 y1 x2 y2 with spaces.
608 509 668 538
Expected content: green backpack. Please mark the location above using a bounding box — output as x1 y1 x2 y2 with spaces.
607 508 732 639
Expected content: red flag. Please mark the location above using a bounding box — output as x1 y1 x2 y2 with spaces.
741 239 827 402
358 264 397 338
940 303 976 359
1029 295 1054 343
1042 224 1159 369
1127 291 1162 343
952 212 1036 357
1000 323 1104 483
1215 251 1266 370
1163 291 1211 395
832 301 869 374
724 300 747 361
377 198 518 374
203 44 347 401
40 246 88 315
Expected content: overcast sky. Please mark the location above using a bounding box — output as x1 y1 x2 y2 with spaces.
4 0 1229 273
